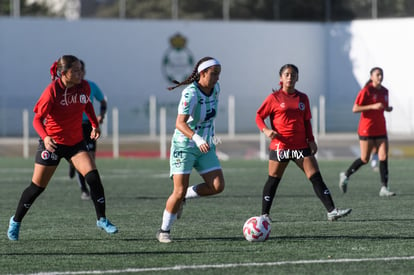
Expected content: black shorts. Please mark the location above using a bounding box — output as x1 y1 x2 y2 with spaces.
35 139 89 166
359 135 388 141
269 148 312 162
82 121 97 152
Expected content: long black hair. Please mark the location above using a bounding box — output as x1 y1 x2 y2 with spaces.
167 56 215 91
364 67 383 87
50 55 79 80
272 63 299 92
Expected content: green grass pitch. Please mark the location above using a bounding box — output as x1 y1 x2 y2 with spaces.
0 157 413 274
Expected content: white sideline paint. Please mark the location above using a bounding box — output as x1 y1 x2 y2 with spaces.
24 256 414 275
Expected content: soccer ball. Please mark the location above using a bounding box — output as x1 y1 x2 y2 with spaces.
243 216 271 242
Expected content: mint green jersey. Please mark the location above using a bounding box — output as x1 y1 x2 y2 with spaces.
172 82 220 148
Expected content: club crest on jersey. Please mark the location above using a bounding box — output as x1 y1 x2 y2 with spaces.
298 102 305 111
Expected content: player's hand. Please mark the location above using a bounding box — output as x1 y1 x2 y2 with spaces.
192 133 209 153
44 136 57 152
198 143 210 153
97 115 105 124
372 102 385 110
385 106 393 112
91 127 101 140
263 128 279 139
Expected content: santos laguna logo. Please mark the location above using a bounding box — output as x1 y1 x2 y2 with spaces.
162 33 194 83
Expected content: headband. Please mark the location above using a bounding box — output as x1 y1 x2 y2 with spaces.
197 59 220 73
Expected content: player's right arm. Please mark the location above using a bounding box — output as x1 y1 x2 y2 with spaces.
256 95 279 139
33 87 57 152
352 102 385 113
176 114 209 153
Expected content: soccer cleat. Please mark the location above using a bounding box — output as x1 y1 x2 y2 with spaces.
96 217 118 234
7 216 21 241
81 191 91 200
379 186 396 197
156 229 172 243
261 214 273 223
177 199 186 219
339 172 349 193
327 208 352 221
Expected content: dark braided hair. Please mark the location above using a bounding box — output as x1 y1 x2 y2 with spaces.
272 63 299 92
167 56 215 91
364 67 383 87
50 55 79 81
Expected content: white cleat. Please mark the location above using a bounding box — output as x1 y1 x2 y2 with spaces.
327 208 352 221
156 229 172 243
379 186 396 197
81 191 91 200
261 214 272 223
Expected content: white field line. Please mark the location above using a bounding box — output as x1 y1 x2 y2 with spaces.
24 256 414 275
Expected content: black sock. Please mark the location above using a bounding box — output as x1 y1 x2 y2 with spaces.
14 182 45 222
309 172 335 212
346 158 365 177
76 172 89 193
85 170 106 219
261 176 281 215
379 160 389 187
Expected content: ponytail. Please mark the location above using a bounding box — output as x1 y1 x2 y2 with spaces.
49 55 79 81
167 56 216 91
50 61 59 80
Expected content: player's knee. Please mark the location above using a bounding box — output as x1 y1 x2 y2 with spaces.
173 188 187 200
214 179 225 194
85 169 101 186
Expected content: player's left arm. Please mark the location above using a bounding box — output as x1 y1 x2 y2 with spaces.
85 101 100 140
384 93 393 112
304 119 317 154
97 98 107 124
92 82 107 124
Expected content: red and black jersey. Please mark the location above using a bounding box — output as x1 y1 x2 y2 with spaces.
256 89 314 150
33 79 98 145
355 83 389 136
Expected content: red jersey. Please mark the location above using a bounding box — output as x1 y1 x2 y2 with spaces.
33 79 99 145
355 83 389 136
256 89 314 150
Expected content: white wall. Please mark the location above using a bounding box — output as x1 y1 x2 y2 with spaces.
0 17 412 135
347 19 414 134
